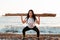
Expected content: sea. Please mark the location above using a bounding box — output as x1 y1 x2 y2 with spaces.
0 16 60 34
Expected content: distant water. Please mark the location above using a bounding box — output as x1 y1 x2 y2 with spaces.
0 16 60 34
0 16 60 26
0 25 60 34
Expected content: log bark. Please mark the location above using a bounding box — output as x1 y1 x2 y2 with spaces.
5 13 56 17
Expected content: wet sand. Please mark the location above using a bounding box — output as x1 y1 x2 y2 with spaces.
0 33 60 40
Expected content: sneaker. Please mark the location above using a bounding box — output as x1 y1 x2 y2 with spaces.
36 38 40 40
22 37 27 40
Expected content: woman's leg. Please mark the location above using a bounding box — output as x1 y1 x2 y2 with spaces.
22 26 30 38
32 26 40 37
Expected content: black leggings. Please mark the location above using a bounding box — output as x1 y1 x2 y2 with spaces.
22 26 40 38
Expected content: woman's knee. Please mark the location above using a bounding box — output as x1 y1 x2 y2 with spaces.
36 28 40 34
22 26 28 33
34 26 39 31
36 29 39 33
22 29 25 33
22 28 26 33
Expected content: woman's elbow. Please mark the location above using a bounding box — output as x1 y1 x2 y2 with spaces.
22 21 26 24
38 22 40 25
38 21 40 24
22 21 24 23
22 22 24 24
36 22 40 25
36 21 40 25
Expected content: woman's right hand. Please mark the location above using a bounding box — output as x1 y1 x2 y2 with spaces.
20 14 22 19
21 15 23 19
21 16 26 24
21 15 22 17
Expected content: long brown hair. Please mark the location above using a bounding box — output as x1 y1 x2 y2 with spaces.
26 9 36 21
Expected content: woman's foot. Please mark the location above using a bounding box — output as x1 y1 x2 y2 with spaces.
22 37 25 40
36 37 40 40
22 37 27 40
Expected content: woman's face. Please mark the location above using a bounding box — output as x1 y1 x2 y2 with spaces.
29 11 33 17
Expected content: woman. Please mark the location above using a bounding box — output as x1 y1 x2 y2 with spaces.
21 9 40 40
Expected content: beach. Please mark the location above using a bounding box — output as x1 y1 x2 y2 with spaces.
0 33 60 40
0 16 60 40
0 26 60 40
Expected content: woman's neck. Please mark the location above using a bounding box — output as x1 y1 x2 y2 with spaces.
29 16 32 18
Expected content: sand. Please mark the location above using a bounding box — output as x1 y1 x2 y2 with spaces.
0 33 59 40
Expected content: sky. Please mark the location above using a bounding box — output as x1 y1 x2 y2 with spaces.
0 0 60 17
0 0 60 27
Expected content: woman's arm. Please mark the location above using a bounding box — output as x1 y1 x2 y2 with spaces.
35 16 40 25
21 16 26 24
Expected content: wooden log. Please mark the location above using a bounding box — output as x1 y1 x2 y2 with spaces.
5 13 56 17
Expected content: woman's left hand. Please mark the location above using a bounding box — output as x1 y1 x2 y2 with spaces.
37 16 40 19
36 16 40 24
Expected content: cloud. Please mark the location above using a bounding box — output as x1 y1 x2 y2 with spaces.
0 0 60 17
